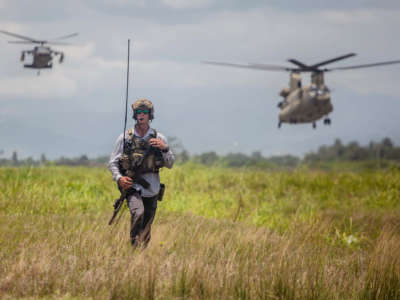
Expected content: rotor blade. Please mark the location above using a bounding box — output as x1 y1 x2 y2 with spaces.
48 42 72 45
287 59 310 69
49 32 78 41
8 40 35 44
202 61 292 71
0 30 39 43
326 60 400 71
311 53 356 68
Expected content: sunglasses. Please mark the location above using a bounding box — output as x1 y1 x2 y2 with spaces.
135 109 150 115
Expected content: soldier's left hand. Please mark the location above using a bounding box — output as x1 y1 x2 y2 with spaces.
149 138 167 150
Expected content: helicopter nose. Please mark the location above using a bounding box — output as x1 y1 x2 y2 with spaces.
310 87 330 101
316 92 330 102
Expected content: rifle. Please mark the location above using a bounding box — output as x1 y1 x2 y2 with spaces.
108 189 127 225
108 174 150 225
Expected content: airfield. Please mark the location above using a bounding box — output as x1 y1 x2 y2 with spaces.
1 163 399 299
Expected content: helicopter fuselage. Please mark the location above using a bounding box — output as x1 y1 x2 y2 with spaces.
23 46 53 69
278 72 332 126
279 84 332 124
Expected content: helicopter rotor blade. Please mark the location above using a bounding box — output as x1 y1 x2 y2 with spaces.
311 53 356 68
47 42 72 46
48 32 79 41
8 40 36 44
287 59 310 69
325 60 400 71
202 61 292 71
0 30 40 43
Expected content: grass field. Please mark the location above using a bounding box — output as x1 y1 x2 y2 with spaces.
1 164 400 299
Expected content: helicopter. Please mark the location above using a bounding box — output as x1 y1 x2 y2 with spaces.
203 53 400 129
0 30 78 75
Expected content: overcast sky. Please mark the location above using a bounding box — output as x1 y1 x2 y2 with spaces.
0 0 399 159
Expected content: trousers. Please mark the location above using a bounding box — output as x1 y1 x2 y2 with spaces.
127 192 158 247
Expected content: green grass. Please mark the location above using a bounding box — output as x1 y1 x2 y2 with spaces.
1 165 400 299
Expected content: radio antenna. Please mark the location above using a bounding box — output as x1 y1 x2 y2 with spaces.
123 39 131 152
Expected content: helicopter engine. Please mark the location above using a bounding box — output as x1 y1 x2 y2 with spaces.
280 87 290 98
278 87 290 108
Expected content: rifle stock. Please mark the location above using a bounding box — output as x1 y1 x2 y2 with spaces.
108 191 126 225
108 175 150 225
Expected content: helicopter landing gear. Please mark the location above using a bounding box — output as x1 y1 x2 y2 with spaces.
312 122 316 129
323 118 331 125
278 122 282 129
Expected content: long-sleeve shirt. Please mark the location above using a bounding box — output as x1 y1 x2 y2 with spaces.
108 128 175 197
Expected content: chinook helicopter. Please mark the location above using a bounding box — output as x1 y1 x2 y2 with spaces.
0 30 78 75
203 53 400 129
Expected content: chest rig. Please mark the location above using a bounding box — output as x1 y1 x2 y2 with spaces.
119 128 165 178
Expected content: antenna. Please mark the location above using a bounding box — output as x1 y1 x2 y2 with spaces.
123 39 131 152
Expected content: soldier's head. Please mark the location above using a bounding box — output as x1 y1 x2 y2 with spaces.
132 98 154 123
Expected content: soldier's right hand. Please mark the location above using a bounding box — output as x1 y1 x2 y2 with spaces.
118 176 133 190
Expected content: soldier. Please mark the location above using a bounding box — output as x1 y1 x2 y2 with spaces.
108 98 175 247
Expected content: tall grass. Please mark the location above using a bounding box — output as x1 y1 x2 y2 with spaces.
0 165 399 299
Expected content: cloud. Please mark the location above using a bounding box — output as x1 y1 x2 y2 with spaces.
1 2 400 158
0 73 77 100
161 0 214 9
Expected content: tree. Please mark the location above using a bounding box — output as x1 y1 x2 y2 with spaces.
333 138 344 158
178 150 190 163
12 151 18 165
40 153 47 165
197 152 219 165
382 137 393 149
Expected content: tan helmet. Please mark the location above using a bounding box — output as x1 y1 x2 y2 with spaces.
132 98 154 120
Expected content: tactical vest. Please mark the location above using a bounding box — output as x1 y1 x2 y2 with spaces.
119 128 165 178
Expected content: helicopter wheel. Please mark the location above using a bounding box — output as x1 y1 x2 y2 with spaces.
312 122 316 129
323 118 331 125
278 122 282 129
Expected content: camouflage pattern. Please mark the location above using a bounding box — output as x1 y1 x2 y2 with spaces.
119 129 164 177
132 98 154 120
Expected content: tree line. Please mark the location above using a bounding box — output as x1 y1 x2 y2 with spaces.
0 137 399 168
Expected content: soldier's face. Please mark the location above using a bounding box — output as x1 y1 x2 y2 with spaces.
136 108 150 124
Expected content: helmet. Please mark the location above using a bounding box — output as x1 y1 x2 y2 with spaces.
132 98 154 120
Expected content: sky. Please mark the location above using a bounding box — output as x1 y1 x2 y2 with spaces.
0 0 399 159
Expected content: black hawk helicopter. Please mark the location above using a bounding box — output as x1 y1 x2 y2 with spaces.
0 30 78 75
203 53 400 129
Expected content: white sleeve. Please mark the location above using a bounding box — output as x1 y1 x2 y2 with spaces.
157 133 175 169
108 134 124 182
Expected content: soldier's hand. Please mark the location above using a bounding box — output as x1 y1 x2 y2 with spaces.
118 176 133 190
149 138 167 150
